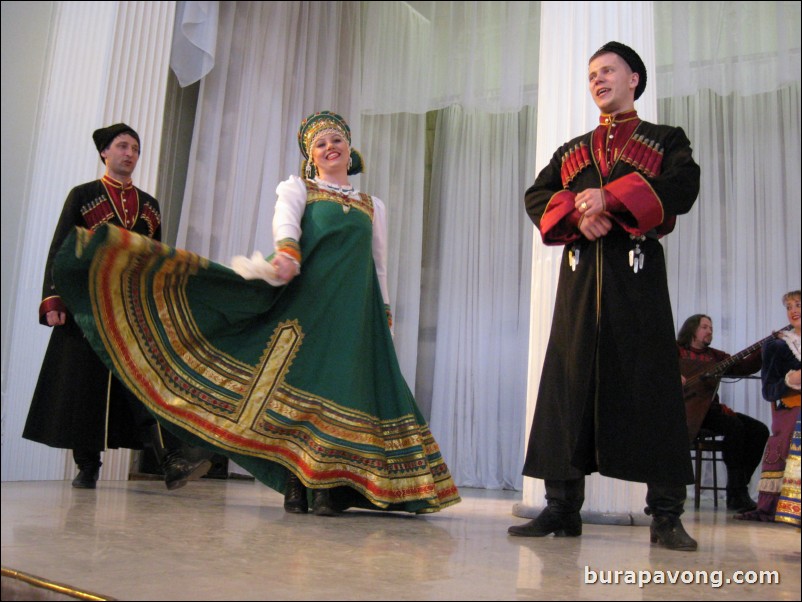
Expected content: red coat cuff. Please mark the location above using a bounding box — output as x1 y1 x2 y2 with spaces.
539 190 582 245
604 173 664 235
39 296 66 325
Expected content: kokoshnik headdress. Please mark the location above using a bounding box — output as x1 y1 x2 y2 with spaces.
297 110 364 178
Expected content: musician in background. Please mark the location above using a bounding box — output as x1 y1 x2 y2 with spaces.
677 314 769 513
737 290 801 524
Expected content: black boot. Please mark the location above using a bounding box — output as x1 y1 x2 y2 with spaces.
148 425 211 490
645 483 697 551
726 468 757 512
727 489 757 512
648 513 698 551
508 478 584 537
162 452 213 491
508 507 582 537
72 450 101 489
284 473 308 513
312 489 338 516
72 464 101 489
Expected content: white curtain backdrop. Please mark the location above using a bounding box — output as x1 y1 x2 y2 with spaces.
360 113 427 385
166 1 800 493
655 1 801 452
423 106 535 488
655 1 800 98
361 1 541 114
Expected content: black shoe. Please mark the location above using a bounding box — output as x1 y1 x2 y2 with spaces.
312 489 339 516
649 515 698 551
507 507 582 537
163 457 212 491
284 473 308 514
71 465 100 489
726 490 757 513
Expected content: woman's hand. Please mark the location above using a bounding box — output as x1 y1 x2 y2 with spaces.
272 254 299 283
786 368 801 390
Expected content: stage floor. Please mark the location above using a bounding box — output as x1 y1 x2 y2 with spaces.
2 480 800 601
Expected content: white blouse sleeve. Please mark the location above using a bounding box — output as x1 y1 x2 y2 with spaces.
371 196 390 307
273 175 307 244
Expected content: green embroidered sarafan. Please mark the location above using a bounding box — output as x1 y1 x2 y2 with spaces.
56 193 459 513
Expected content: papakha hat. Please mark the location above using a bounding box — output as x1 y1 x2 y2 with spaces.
92 123 140 163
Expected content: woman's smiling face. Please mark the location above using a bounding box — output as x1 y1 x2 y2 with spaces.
310 132 350 177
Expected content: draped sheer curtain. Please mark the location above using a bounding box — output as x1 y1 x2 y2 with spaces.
362 2 542 488
423 106 535 488
656 1 801 438
168 0 799 491
172 0 542 489
175 1 362 262
360 113 427 383
360 1 540 114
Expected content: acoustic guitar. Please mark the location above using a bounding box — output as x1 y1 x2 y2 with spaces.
680 324 792 442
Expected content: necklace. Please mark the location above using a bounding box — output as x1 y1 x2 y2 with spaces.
313 178 357 213
314 178 354 195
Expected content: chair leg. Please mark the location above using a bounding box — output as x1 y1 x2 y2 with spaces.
711 447 719 508
693 444 702 510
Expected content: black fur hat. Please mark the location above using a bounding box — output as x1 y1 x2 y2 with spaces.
92 123 140 163
590 41 647 100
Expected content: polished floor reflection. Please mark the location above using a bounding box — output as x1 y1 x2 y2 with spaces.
2 480 800 601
